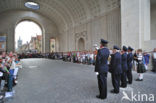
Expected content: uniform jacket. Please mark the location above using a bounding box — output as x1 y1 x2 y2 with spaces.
110 52 122 74
121 53 128 71
95 47 110 73
127 52 133 69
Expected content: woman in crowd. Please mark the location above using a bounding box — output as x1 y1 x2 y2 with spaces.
13 56 21 85
133 50 138 71
0 60 5 91
143 52 150 70
89 52 94 65
135 49 146 81
7 57 15 92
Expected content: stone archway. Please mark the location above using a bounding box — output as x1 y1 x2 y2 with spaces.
78 38 85 51
75 31 87 51
14 20 43 53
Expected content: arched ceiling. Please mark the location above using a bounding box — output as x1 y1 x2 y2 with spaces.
0 0 120 31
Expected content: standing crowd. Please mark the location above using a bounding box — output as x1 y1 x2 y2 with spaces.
62 51 96 65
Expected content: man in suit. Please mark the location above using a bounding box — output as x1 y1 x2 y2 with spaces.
110 45 122 94
127 46 134 84
120 46 128 88
95 39 110 99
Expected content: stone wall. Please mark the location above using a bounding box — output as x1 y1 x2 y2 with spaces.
151 3 156 40
59 7 121 52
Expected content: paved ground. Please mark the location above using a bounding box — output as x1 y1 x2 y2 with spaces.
6 59 156 103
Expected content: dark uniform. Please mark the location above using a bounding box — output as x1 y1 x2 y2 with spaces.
121 46 128 88
127 46 134 84
110 46 122 93
95 39 110 99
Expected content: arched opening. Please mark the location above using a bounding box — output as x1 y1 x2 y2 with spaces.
78 38 85 51
15 20 42 53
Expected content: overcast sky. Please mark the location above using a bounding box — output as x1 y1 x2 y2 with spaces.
15 21 42 48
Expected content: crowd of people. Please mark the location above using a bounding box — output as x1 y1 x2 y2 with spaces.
62 51 96 65
19 51 97 65
18 53 43 59
18 46 156 74
0 52 21 102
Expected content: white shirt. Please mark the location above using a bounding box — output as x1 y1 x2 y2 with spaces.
82 55 85 59
90 54 94 60
10 61 16 69
138 53 143 61
0 72 3 77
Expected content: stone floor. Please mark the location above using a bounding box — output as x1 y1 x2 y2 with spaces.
6 58 156 103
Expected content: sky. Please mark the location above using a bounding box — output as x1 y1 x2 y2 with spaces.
15 21 42 48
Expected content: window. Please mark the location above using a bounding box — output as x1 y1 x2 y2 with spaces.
25 1 40 10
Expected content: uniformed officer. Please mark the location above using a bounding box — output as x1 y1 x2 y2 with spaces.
95 39 110 99
127 46 134 84
120 46 128 88
110 45 122 94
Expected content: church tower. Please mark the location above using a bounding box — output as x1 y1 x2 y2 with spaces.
18 36 22 49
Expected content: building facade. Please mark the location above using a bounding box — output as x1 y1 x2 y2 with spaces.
36 35 42 53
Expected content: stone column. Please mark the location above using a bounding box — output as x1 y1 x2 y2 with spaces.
44 33 51 53
7 26 15 52
121 0 150 49
106 8 121 48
